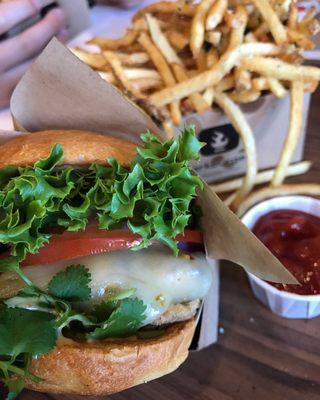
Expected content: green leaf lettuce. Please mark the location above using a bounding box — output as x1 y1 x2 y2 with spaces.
0 126 203 259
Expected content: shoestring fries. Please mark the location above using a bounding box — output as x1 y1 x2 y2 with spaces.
71 0 320 213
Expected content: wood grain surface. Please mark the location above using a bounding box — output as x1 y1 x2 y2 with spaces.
1 90 320 400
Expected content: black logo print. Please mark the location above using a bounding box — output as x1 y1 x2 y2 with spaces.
198 124 240 156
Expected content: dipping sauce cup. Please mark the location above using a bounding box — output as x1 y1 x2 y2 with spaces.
241 195 320 319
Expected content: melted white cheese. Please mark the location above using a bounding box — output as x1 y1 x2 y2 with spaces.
22 247 212 325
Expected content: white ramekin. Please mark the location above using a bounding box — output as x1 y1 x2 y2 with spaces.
241 195 320 319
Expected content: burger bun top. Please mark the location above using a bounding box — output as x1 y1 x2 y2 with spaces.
0 130 138 168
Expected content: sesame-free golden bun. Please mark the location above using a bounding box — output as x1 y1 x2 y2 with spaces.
27 320 195 396
0 130 137 168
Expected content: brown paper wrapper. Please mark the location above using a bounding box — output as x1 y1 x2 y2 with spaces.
0 39 298 351
199 184 297 283
0 130 29 143
11 39 164 143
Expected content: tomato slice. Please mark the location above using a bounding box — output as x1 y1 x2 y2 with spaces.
21 227 203 267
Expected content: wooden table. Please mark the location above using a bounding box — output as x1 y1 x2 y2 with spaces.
2 91 320 400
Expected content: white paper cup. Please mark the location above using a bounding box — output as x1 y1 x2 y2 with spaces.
241 195 320 319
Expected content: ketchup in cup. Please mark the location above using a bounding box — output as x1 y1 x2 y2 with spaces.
252 209 320 295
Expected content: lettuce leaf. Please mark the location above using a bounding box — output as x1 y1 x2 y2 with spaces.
0 126 203 259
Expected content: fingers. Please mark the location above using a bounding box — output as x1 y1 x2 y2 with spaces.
0 59 33 109
56 27 69 44
99 0 144 9
0 8 67 73
0 0 53 35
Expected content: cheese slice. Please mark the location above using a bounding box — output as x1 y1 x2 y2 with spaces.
20 247 212 325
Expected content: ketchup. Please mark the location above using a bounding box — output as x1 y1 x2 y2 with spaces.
252 209 320 295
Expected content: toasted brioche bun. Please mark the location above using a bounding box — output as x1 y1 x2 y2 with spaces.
27 320 195 395
0 130 137 168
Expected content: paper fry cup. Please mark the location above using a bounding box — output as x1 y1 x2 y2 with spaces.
241 195 320 319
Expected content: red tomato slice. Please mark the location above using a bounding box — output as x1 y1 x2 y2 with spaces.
21 227 203 267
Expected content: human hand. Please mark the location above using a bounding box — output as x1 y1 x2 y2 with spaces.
95 0 145 9
0 0 68 108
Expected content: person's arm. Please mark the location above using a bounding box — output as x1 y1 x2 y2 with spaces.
0 0 68 108
95 0 145 9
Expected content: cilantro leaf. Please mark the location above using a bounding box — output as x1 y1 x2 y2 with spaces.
90 300 117 323
48 265 91 302
0 307 55 399
0 307 56 357
58 312 96 330
87 298 146 340
0 256 33 287
5 379 25 400
0 256 21 275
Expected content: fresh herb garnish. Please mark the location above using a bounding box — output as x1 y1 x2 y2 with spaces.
0 308 57 359
0 256 33 287
87 298 147 340
48 265 91 302
1 264 147 399
0 307 57 399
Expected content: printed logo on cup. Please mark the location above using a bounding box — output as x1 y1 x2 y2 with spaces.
198 124 239 156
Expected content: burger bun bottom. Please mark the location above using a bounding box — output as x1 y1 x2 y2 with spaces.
27 320 195 395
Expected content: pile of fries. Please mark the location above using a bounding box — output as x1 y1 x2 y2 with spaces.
71 0 320 211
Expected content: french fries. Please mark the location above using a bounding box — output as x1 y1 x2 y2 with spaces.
145 14 182 66
124 68 161 80
234 67 251 92
224 192 236 207
104 51 140 96
146 13 209 113
76 0 320 122
228 5 248 50
210 161 312 193
237 184 320 217
172 64 210 113
251 0 288 45
205 31 222 47
72 0 320 215
151 43 281 106
115 52 150 65
241 57 320 81
167 30 189 50
288 2 298 30
229 89 261 103
206 0 228 30
206 48 219 68
70 49 106 69
132 1 195 22
190 0 216 57
252 77 269 91
89 30 138 50
267 78 287 98
287 29 315 50
97 71 116 84
271 81 304 187
138 32 181 126
212 92 257 207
